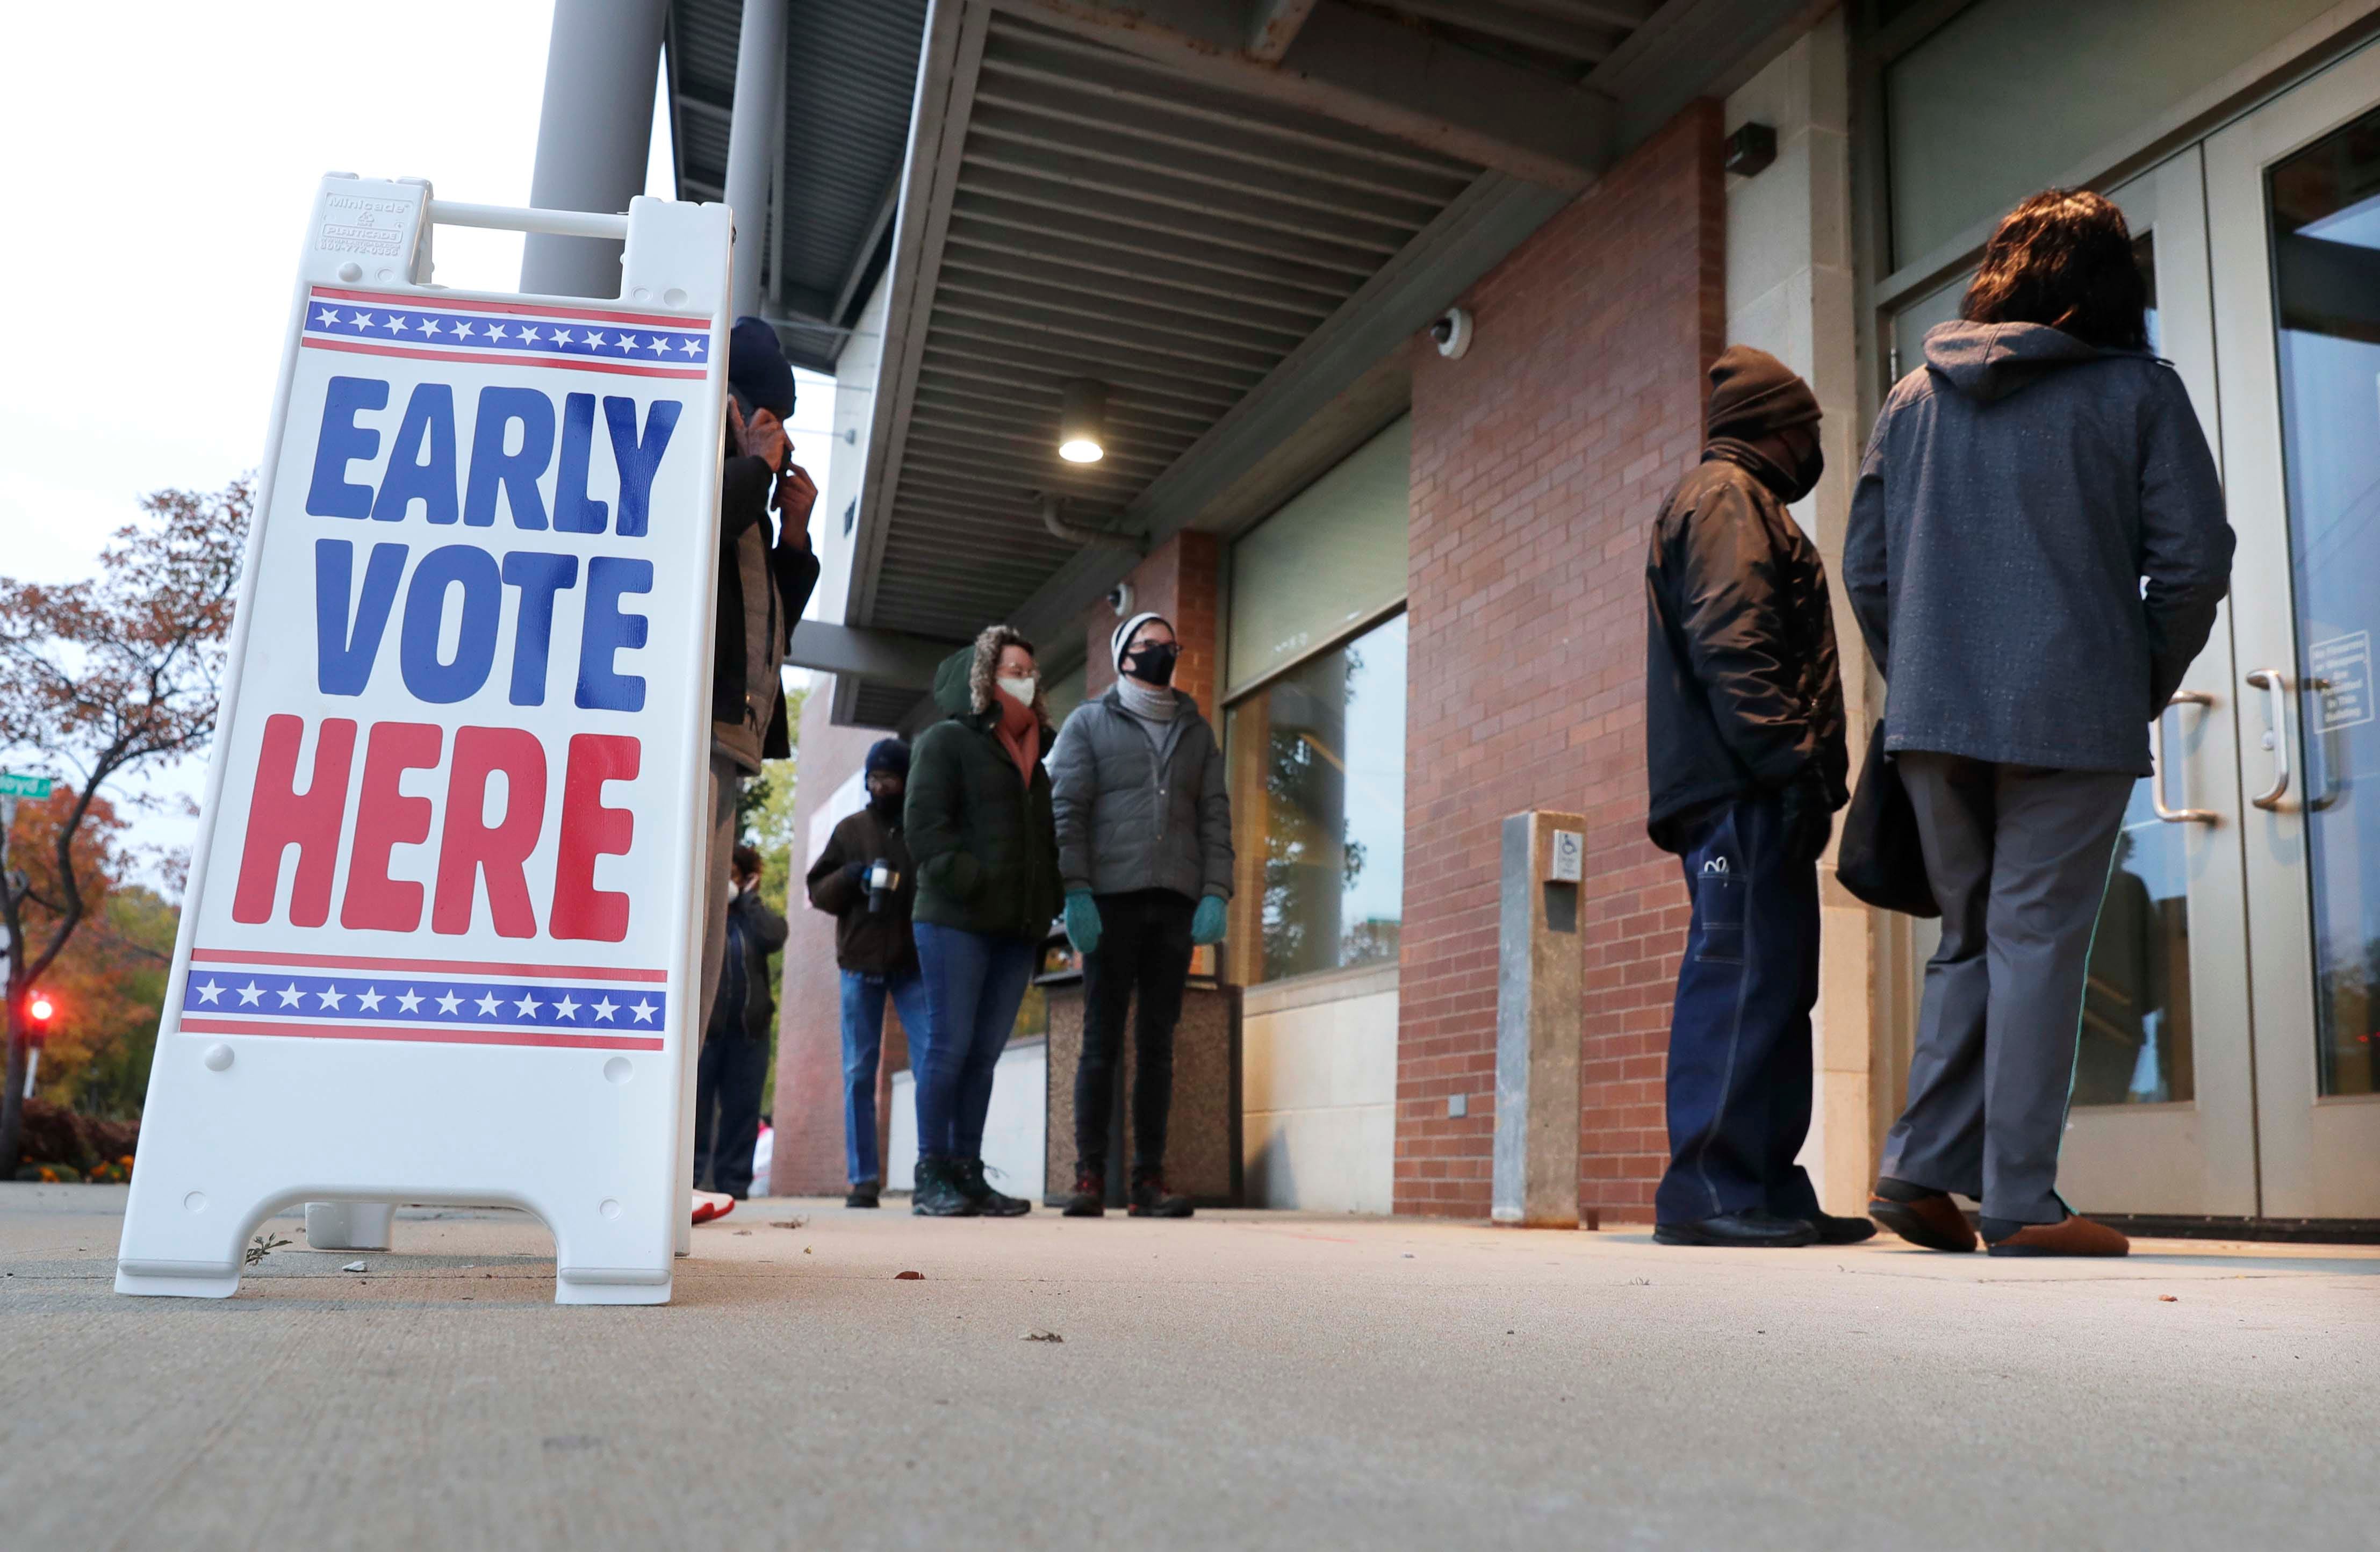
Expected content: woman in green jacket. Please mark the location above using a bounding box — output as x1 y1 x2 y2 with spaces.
904 624 1064 1217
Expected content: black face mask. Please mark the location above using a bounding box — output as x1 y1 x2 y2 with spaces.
1123 642 1179 687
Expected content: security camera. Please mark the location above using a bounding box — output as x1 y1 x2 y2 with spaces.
1430 306 1472 360
1106 581 1135 617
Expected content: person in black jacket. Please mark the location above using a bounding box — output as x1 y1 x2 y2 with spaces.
804 738 923 1210
694 844 788 1200
1642 345 1863 1250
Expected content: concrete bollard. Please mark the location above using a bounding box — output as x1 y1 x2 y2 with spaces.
1493 811 1586 1228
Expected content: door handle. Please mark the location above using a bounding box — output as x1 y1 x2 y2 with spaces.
2152 690 2217 823
2245 669 2291 810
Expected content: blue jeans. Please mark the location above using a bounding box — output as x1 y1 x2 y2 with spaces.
911 921 1038 1162
838 968 930 1187
1654 792 1824 1226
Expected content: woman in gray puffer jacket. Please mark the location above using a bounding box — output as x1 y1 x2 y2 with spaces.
1047 612 1233 1219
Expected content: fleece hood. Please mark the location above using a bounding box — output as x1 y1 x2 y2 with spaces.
932 644 976 718
1921 320 2127 403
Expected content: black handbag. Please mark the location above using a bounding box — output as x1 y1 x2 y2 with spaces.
1836 722 1938 917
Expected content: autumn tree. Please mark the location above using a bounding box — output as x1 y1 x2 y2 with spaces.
0 478 248 1170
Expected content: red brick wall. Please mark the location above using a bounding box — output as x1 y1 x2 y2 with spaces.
768 689 899 1196
1081 531 1222 711
1398 103 1724 1220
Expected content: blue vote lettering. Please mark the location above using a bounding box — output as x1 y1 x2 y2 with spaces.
577 556 651 712
603 397 680 537
305 376 389 518
314 538 408 694
399 544 503 703
371 383 459 524
500 550 579 706
463 388 554 530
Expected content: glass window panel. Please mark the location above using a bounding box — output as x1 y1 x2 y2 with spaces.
2076 785 2196 1104
2267 107 2380 1097
1885 0 2335 265
1224 613 1406 984
1226 418 1410 692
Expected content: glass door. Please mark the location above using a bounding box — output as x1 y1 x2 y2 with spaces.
2053 152 2261 1217
2208 42 2380 1219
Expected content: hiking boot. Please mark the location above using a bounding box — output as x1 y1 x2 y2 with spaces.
954 1157 1031 1217
845 1179 881 1210
1062 1168 1105 1218
1128 1170 1193 1218
911 1156 981 1217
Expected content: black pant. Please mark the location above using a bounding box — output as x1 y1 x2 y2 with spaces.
1074 889 1195 1178
694 1028 771 1197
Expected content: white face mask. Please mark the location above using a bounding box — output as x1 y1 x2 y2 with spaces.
996 673 1038 705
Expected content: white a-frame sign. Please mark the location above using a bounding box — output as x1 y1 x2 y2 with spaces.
116 177 732 1304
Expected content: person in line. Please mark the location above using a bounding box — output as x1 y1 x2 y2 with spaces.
1845 189 2233 1257
692 319 818 1226
805 738 922 1210
904 625 1065 1218
692 844 786 1203
1643 346 1866 1249
1048 613 1233 1219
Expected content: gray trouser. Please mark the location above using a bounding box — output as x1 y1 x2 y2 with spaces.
699 752 744 1038
1879 753 2133 1223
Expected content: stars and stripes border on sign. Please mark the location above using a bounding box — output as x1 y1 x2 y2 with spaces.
298 285 710 380
177 950 669 1051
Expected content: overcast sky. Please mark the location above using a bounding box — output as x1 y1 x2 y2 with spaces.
2 4 833 882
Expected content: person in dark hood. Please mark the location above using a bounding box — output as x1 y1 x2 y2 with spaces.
806 737 923 1210
1844 189 2232 1258
699 319 820 1087
1643 343 1859 1250
1047 612 1233 1219
693 844 787 1202
902 625 1065 1217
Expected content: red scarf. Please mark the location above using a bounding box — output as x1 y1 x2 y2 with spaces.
993 689 1039 785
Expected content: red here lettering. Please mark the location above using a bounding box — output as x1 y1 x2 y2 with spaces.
432 727 547 938
549 734 640 943
340 722 443 932
232 715 358 926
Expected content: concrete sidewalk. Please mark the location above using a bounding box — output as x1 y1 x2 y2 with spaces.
2 1184 2373 1550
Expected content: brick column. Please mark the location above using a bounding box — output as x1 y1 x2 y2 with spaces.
1399 103 1725 1221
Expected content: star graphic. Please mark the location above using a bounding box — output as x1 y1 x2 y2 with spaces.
382 315 406 332
237 981 263 1007
677 336 700 356
351 313 375 330
356 987 384 1013
619 334 641 353
317 986 346 1010
475 991 501 1017
436 990 462 1015
397 988 423 1014
415 317 438 335
520 326 541 345
687 337 705 356
315 307 340 327
487 323 509 341
553 994 581 1021
584 331 607 350
452 320 476 340
631 998 657 1024
553 328 574 346
644 334 667 353
277 982 304 1008
196 979 224 1004
593 997 619 1023
514 992 542 1018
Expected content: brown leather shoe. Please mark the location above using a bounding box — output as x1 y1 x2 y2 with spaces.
1986 1215 2130 1258
1867 1187 1976 1253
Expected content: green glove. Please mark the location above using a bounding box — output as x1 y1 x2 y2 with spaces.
1064 890 1102 955
1191 895 1227 946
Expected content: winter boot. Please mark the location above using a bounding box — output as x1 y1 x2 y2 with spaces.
911 1156 981 1217
1128 1169 1194 1219
1062 1167 1105 1218
954 1157 1031 1216
845 1179 881 1210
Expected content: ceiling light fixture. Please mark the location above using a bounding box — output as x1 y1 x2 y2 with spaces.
1059 378 1108 464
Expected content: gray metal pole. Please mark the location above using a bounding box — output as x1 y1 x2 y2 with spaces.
723 0 787 318
520 0 669 299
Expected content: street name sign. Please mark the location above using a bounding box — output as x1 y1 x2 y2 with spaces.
116 176 732 1303
0 773 55 799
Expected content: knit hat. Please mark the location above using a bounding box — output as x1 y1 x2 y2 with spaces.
1706 345 1821 441
864 738 909 779
1111 610 1173 672
728 316 796 418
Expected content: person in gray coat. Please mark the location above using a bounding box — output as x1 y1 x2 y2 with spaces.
1048 612 1233 1218
1844 189 2234 1258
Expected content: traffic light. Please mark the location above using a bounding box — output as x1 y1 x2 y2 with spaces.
25 991 54 1031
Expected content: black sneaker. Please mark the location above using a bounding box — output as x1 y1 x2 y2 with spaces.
954 1157 1031 1217
1804 1210 1878 1245
911 1157 981 1217
1128 1171 1193 1218
845 1179 881 1210
1062 1168 1104 1218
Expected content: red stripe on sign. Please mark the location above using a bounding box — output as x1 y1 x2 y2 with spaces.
306 285 702 329
301 336 707 379
189 948 668 982
178 1017 665 1052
